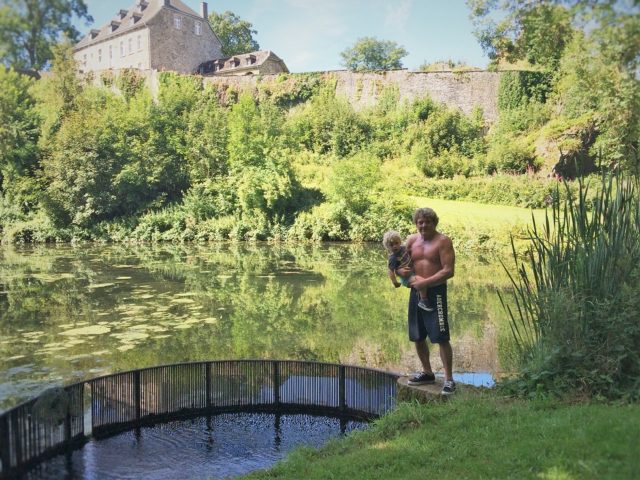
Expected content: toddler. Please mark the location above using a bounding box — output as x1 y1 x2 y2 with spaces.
383 230 432 312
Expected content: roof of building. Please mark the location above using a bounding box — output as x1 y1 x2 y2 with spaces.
74 0 207 51
197 50 289 75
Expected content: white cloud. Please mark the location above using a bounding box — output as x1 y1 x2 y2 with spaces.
384 0 413 30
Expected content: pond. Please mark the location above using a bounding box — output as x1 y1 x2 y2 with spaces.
0 243 516 412
26 412 367 480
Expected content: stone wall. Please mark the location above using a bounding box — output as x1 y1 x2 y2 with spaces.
148 8 221 74
99 68 503 123
202 69 502 122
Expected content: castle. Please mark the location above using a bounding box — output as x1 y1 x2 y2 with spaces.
73 0 289 76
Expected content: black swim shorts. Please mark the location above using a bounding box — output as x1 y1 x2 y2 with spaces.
408 283 450 343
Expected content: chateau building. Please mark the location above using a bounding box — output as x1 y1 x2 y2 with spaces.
197 50 289 76
73 0 222 74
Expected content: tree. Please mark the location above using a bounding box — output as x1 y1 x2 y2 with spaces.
340 37 408 71
468 0 573 70
0 67 40 206
208 10 259 57
468 0 640 170
0 0 92 73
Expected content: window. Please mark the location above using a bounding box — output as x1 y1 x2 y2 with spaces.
109 45 112 59
174 15 181 29
137 35 141 51
98 49 102 63
120 41 124 57
83 54 87 67
194 21 202 36
128 38 132 54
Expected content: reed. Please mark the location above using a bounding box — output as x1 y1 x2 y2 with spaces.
500 172 640 398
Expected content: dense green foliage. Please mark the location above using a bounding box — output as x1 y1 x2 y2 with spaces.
339 37 408 71
1 19 637 247
243 395 640 479
208 10 260 57
469 0 640 172
0 0 92 72
502 173 640 399
3 49 570 246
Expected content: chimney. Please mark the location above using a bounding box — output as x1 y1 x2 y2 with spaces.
200 2 208 19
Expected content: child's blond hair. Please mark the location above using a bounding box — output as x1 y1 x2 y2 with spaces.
382 230 403 253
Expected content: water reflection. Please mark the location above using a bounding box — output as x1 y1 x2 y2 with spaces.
0 243 514 411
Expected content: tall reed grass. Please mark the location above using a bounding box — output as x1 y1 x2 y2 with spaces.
501 173 640 398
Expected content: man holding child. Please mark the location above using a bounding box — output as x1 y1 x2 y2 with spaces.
398 208 456 395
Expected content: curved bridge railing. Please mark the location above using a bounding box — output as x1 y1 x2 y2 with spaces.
0 360 399 478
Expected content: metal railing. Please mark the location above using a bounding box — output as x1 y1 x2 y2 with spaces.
0 360 398 478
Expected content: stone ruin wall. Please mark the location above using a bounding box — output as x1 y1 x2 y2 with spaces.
202 69 502 123
98 69 503 123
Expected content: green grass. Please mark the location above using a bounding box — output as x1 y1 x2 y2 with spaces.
406 195 546 254
242 392 640 480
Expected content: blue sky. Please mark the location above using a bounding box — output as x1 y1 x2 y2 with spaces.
80 0 489 72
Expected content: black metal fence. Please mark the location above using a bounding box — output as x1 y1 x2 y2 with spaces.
0 360 398 478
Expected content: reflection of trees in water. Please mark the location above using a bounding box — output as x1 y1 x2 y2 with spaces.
1 243 516 410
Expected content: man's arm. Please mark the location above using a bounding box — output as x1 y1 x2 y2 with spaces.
409 236 455 289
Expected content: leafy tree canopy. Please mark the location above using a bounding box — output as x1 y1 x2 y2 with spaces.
0 0 92 72
340 37 408 72
467 0 640 71
208 10 260 57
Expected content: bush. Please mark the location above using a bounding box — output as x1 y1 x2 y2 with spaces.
132 207 189 242
416 146 475 179
484 137 540 174
1 212 68 244
501 173 640 399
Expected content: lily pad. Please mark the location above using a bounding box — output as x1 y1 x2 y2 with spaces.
171 298 195 304
60 325 111 336
87 283 115 289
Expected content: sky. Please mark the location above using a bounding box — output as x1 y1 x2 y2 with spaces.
79 0 489 72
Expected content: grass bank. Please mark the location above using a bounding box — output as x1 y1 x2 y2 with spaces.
408 196 546 254
242 392 640 480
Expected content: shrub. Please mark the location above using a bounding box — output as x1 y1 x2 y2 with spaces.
416 146 474 179
501 173 640 399
1 212 67 244
484 137 540 174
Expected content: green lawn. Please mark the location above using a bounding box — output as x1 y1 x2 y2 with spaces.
406 196 547 255
242 392 640 480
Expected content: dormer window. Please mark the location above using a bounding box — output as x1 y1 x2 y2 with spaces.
173 15 182 29
132 13 142 24
90 29 100 39
246 55 256 65
118 9 128 20
137 0 148 12
194 21 202 36
229 57 239 68
110 20 120 33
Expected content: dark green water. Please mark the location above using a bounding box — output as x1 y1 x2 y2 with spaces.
0 243 514 412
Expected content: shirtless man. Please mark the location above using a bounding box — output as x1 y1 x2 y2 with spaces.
398 207 456 395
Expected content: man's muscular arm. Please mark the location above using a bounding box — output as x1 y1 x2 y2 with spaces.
409 236 455 289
